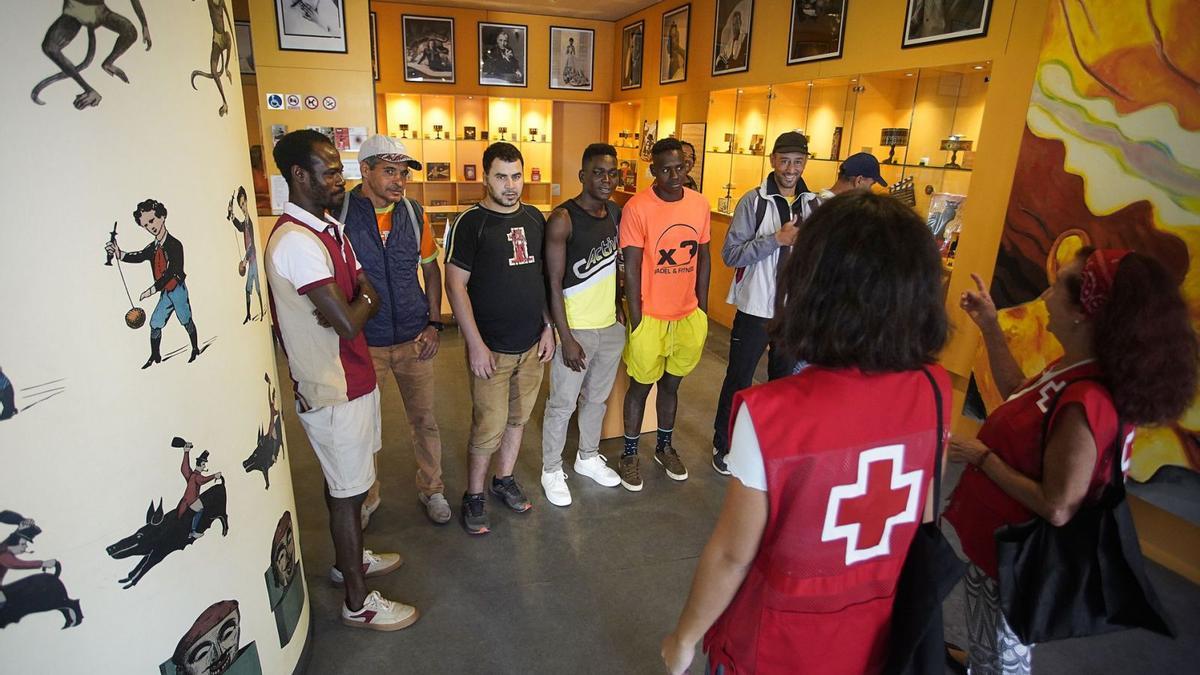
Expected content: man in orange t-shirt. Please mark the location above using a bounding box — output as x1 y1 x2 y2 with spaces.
618 138 711 491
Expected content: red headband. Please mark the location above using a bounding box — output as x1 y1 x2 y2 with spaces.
1078 249 1131 317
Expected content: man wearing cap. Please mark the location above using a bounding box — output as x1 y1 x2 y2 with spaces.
711 131 813 474
340 134 451 527
814 151 888 199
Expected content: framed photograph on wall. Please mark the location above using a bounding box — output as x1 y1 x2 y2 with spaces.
620 21 645 90
659 4 690 85
274 0 346 53
235 21 254 74
369 12 379 81
712 0 752 76
550 26 595 91
902 0 991 48
479 22 527 87
403 15 455 83
787 0 846 64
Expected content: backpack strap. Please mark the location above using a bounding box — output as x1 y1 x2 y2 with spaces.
402 197 421 250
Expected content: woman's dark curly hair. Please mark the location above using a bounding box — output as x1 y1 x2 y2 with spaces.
774 191 948 371
1066 248 1198 425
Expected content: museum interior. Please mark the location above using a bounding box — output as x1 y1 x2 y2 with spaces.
4 0 1199 673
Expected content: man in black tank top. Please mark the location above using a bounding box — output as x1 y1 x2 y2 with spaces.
540 144 627 507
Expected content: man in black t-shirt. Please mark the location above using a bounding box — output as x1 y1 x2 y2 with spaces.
444 142 554 535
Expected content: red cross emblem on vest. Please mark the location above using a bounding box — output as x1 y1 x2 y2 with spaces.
821 444 923 565
507 226 535 266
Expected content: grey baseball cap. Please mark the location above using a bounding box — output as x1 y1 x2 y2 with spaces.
357 135 422 170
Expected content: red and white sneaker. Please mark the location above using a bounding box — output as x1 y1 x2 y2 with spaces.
330 549 403 585
341 590 419 632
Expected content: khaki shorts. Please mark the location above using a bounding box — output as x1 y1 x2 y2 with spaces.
296 387 381 498
468 344 545 456
623 308 709 384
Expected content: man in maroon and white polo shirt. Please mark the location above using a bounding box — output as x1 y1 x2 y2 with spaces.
266 130 417 632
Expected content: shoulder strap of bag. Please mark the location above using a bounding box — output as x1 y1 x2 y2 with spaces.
402 197 421 247
920 367 946 524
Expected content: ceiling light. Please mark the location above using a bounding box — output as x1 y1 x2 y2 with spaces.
905 72 914 77
973 65 984 70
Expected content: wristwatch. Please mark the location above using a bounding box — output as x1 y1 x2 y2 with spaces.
428 320 445 332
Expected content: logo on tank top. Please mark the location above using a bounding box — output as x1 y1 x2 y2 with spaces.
507 227 535 266
653 224 699 275
821 444 923 565
572 236 618 279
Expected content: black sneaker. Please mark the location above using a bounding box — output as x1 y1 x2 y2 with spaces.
461 492 490 535
490 475 532 513
712 447 731 476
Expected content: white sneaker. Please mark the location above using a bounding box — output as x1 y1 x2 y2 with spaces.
574 454 621 488
541 470 572 507
341 590 420 631
330 549 403 585
360 495 381 531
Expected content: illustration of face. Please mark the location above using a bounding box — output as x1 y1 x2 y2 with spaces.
8 539 31 555
581 155 618 202
361 158 410 205
237 192 247 210
137 210 166 239
176 606 240 675
771 151 808 191
485 158 523 208
272 528 297 587
652 149 687 193
196 458 209 473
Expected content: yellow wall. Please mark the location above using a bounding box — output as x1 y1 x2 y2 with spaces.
371 2 615 102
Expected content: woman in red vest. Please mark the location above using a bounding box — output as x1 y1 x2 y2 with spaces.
943 249 1196 674
662 192 951 674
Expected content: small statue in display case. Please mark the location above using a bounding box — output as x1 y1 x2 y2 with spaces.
433 124 444 140
398 124 409 139
528 128 538 142
749 134 765 155
498 126 508 141
464 126 476 140
718 183 735 214
724 133 735 154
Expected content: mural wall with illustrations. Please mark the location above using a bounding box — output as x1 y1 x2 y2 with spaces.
1 3 310 671
981 0 1199 482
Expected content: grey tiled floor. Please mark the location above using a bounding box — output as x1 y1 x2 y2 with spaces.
277 324 1200 674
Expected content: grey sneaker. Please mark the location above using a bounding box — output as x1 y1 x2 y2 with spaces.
490 475 532 513
461 492 490 535
419 492 452 524
618 454 643 492
655 446 689 481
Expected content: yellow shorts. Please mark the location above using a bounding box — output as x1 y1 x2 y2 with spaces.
623 308 709 384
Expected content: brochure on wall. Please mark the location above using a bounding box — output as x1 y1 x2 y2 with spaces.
342 160 362 180
270 174 289 215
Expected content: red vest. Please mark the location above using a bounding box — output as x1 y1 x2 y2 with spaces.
704 366 949 675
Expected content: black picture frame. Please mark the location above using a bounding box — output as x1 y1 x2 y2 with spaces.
549 26 595 91
787 0 846 65
403 15 456 84
274 0 347 54
660 4 691 85
235 21 254 74
369 12 378 81
712 0 752 76
901 0 991 48
620 20 645 90
478 21 528 88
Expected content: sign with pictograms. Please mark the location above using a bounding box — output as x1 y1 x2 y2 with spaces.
285 94 301 110
322 96 337 111
304 95 319 110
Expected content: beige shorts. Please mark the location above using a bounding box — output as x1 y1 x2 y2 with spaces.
296 387 381 498
468 344 545 456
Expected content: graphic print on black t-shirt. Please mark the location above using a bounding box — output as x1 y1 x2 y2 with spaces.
654 223 700 275
445 204 547 353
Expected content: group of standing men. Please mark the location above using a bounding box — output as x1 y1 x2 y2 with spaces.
262 126 887 632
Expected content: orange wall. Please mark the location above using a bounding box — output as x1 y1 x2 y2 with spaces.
371 2 615 102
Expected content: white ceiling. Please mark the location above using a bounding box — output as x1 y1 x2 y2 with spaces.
373 0 657 22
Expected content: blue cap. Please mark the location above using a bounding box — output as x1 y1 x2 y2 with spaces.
840 152 887 187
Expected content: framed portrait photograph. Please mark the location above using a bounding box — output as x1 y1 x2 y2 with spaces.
550 26 595 91
403 15 455 83
369 12 378 81
788 0 846 64
620 21 644 90
712 0 752 76
275 0 346 53
659 4 690 85
479 22 527 87
902 0 991 48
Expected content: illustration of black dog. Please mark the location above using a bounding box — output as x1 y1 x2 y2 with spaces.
0 562 83 629
242 419 283 489
106 484 228 589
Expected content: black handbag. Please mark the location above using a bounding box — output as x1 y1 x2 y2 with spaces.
994 377 1174 644
884 368 967 675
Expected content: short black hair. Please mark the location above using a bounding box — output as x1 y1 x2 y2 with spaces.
582 143 617 167
483 142 524 174
273 129 333 189
133 199 167 221
236 186 248 201
775 192 948 371
651 137 683 160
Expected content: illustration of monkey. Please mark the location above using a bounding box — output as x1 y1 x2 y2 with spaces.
31 0 151 110
190 0 234 118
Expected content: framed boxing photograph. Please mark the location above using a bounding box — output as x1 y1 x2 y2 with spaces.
275 0 347 53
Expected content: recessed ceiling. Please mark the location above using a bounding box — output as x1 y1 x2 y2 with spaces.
373 0 657 22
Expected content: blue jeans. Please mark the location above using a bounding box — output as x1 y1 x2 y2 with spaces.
150 282 193 329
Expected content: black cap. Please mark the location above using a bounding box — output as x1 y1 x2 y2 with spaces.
840 152 887 187
772 131 809 155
